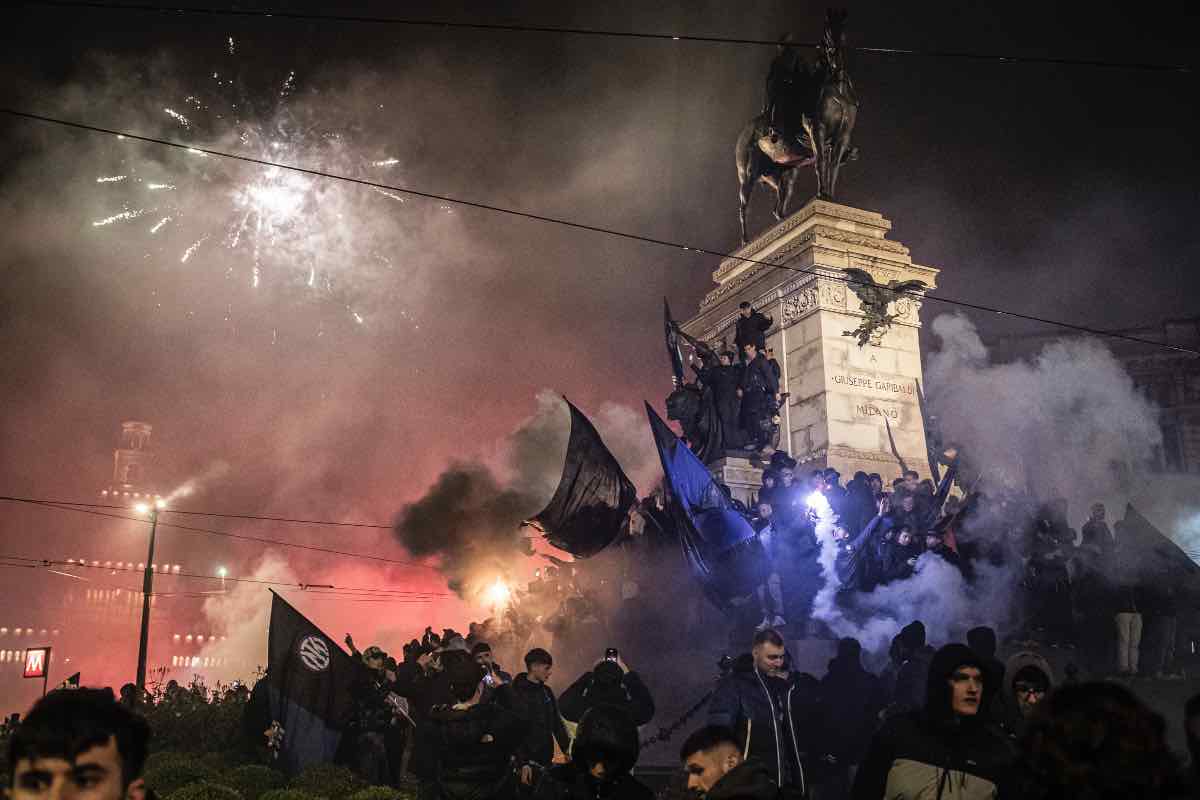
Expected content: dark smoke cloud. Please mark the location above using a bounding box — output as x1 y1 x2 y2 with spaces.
393 390 655 597
394 464 536 595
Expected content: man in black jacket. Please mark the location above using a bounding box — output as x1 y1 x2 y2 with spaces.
735 302 773 362
411 658 527 800
496 648 571 784
853 643 1014 800
558 656 655 727
739 343 780 452
533 704 654 799
707 629 822 798
680 725 781 799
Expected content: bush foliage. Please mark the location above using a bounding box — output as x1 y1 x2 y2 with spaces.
260 790 322 800
222 764 286 800
165 781 243 800
288 763 368 799
144 759 221 797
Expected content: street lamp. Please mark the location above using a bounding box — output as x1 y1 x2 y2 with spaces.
134 501 165 691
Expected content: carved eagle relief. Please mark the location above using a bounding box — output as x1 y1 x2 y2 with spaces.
841 267 926 347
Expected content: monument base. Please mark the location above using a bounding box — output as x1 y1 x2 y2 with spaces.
709 456 764 508
683 199 941 483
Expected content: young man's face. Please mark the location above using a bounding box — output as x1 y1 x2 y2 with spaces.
11 736 144 800
528 662 552 683
684 744 742 793
743 344 756 360
719 354 731 366
752 641 786 676
869 477 882 492
949 666 984 716
925 535 940 550
757 503 773 519
779 469 793 486
475 651 494 667
739 306 751 318
904 474 918 489
897 531 913 546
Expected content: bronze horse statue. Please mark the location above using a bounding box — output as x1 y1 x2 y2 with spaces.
736 10 859 243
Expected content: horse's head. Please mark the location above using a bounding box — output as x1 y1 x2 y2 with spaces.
821 9 849 70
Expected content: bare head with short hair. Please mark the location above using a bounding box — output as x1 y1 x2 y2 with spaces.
752 629 786 677
9 688 150 800
680 726 743 793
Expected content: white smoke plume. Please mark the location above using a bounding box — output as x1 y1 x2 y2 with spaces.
925 313 1162 513
193 551 297 684
807 313 1163 653
809 491 1019 654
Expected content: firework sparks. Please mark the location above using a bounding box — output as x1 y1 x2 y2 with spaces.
88 47 424 338
93 209 148 227
180 236 209 263
373 188 405 203
163 108 191 129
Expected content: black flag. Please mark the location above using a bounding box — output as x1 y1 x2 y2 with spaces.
665 298 685 387
528 399 637 558
266 592 357 776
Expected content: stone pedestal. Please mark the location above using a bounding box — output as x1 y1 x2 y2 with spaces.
709 456 763 508
683 199 940 480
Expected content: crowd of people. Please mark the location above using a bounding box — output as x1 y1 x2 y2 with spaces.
671 301 785 455
715 448 1193 683
8 621 1200 800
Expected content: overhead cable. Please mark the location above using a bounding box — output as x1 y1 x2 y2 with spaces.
22 0 1195 73
1 108 1194 356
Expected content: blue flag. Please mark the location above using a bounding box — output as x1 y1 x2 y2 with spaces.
267 592 356 776
646 403 762 603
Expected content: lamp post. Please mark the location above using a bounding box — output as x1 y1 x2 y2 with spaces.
134 499 165 691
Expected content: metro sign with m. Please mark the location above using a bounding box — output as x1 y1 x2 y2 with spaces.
23 647 50 679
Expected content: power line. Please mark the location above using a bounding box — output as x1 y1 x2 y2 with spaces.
2 107 1195 356
15 496 394 530
0 554 448 599
21 0 1195 73
0 495 440 571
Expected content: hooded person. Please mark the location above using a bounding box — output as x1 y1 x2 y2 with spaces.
820 639 886 786
558 658 655 727
1001 651 1053 739
853 643 1014 800
532 704 654 800
887 621 935 717
410 657 528 800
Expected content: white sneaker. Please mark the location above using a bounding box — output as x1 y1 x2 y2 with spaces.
770 616 787 628
755 615 773 631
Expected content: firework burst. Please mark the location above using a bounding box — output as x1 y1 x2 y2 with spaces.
89 39 419 336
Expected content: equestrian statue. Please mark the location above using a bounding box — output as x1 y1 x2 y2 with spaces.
736 9 859 243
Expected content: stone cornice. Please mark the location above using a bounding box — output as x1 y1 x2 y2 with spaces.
714 199 895 283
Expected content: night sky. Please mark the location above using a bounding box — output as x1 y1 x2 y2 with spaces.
0 1 1196 700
